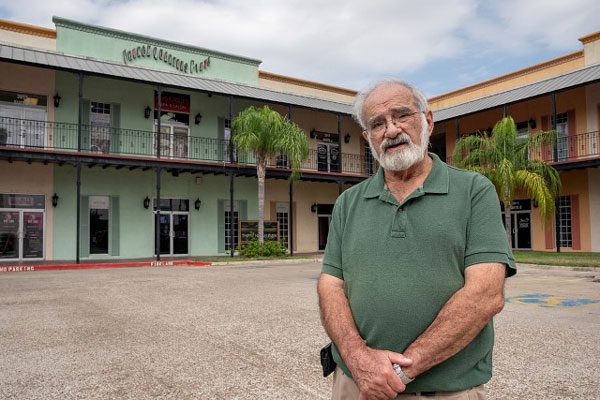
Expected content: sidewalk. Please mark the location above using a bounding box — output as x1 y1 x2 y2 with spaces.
0 253 324 273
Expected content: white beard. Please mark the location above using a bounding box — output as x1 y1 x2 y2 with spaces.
367 114 430 171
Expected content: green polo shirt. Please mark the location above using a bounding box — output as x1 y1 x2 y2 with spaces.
322 153 515 393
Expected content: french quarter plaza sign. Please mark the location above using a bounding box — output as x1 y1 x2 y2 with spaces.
122 44 211 75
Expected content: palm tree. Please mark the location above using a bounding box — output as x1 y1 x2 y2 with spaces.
453 116 561 244
232 105 309 243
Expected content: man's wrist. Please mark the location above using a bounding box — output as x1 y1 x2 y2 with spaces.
337 336 367 360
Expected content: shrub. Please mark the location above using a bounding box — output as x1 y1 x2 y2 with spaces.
239 238 287 258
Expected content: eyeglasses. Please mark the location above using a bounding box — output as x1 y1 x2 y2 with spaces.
367 109 424 135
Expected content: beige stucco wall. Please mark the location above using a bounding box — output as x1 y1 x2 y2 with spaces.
585 83 600 133
0 29 55 50
264 179 343 253
259 75 355 104
588 168 600 252
0 161 54 259
0 61 55 122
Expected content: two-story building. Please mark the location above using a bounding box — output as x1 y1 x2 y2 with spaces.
0 17 598 263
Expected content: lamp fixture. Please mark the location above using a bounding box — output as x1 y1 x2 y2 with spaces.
194 198 202 210
311 203 317 213
195 113 202 125
52 193 59 207
528 118 536 129
143 196 150 209
144 106 152 119
53 93 61 108
344 133 351 144
310 129 317 139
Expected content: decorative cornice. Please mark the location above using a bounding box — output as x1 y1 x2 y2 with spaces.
579 30 600 44
429 50 584 103
52 16 261 66
259 71 357 96
0 19 56 39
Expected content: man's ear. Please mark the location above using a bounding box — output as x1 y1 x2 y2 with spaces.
362 130 369 141
425 110 434 135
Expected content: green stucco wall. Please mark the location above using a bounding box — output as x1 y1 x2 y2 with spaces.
54 18 260 86
52 165 257 260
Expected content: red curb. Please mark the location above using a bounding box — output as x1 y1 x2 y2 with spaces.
0 260 212 273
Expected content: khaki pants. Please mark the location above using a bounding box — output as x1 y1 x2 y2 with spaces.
332 368 486 400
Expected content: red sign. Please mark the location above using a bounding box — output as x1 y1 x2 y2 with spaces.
154 91 190 114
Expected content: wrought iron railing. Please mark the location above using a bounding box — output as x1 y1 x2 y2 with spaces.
0 117 379 176
529 131 599 163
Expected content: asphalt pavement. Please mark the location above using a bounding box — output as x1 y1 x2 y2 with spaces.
0 262 598 399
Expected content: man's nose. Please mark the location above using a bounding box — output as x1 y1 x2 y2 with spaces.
383 117 401 138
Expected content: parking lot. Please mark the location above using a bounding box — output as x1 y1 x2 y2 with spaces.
1 261 599 399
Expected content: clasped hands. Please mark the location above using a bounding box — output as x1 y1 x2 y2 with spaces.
346 346 413 400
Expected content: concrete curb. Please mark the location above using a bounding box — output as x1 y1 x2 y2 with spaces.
210 257 323 266
517 262 599 272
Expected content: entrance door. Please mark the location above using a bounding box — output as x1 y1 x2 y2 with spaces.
514 212 531 249
172 213 189 255
155 123 189 159
317 143 340 172
158 213 171 255
0 211 19 259
154 212 189 256
318 216 331 251
0 210 44 260
503 212 532 250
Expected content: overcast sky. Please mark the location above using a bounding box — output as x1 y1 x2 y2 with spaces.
1 0 598 96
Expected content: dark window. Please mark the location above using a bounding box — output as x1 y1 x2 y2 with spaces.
90 208 109 254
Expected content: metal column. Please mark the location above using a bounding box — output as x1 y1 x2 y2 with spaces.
76 163 81 263
288 105 294 256
75 73 84 263
229 95 235 258
551 92 561 253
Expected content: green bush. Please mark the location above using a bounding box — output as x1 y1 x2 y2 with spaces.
239 238 287 258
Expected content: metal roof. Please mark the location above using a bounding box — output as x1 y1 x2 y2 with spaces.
0 42 354 115
2 42 599 121
433 63 600 122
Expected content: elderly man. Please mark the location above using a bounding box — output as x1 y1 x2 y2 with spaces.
317 79 515 400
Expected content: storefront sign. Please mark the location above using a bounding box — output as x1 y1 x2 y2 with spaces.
154 92 190 114
501 199 531 212
0 194 45 209
239 221 279 245
121 44 211 76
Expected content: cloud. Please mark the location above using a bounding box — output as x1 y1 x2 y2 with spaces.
0 0 597 91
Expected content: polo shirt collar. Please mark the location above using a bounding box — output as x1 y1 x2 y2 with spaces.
363 152 449 199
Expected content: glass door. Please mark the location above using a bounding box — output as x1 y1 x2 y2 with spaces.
0 211 19 259
22 211 44 258
0 210 44 260
155 212 189 256
172 126 189 159
172 213 189 255
157 213 171 255
515 212 531 249
317 143 340 172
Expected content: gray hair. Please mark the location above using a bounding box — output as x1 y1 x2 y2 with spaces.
353 79 429 130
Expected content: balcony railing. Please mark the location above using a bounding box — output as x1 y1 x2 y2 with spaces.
529 131 599 163
0 117 379 176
